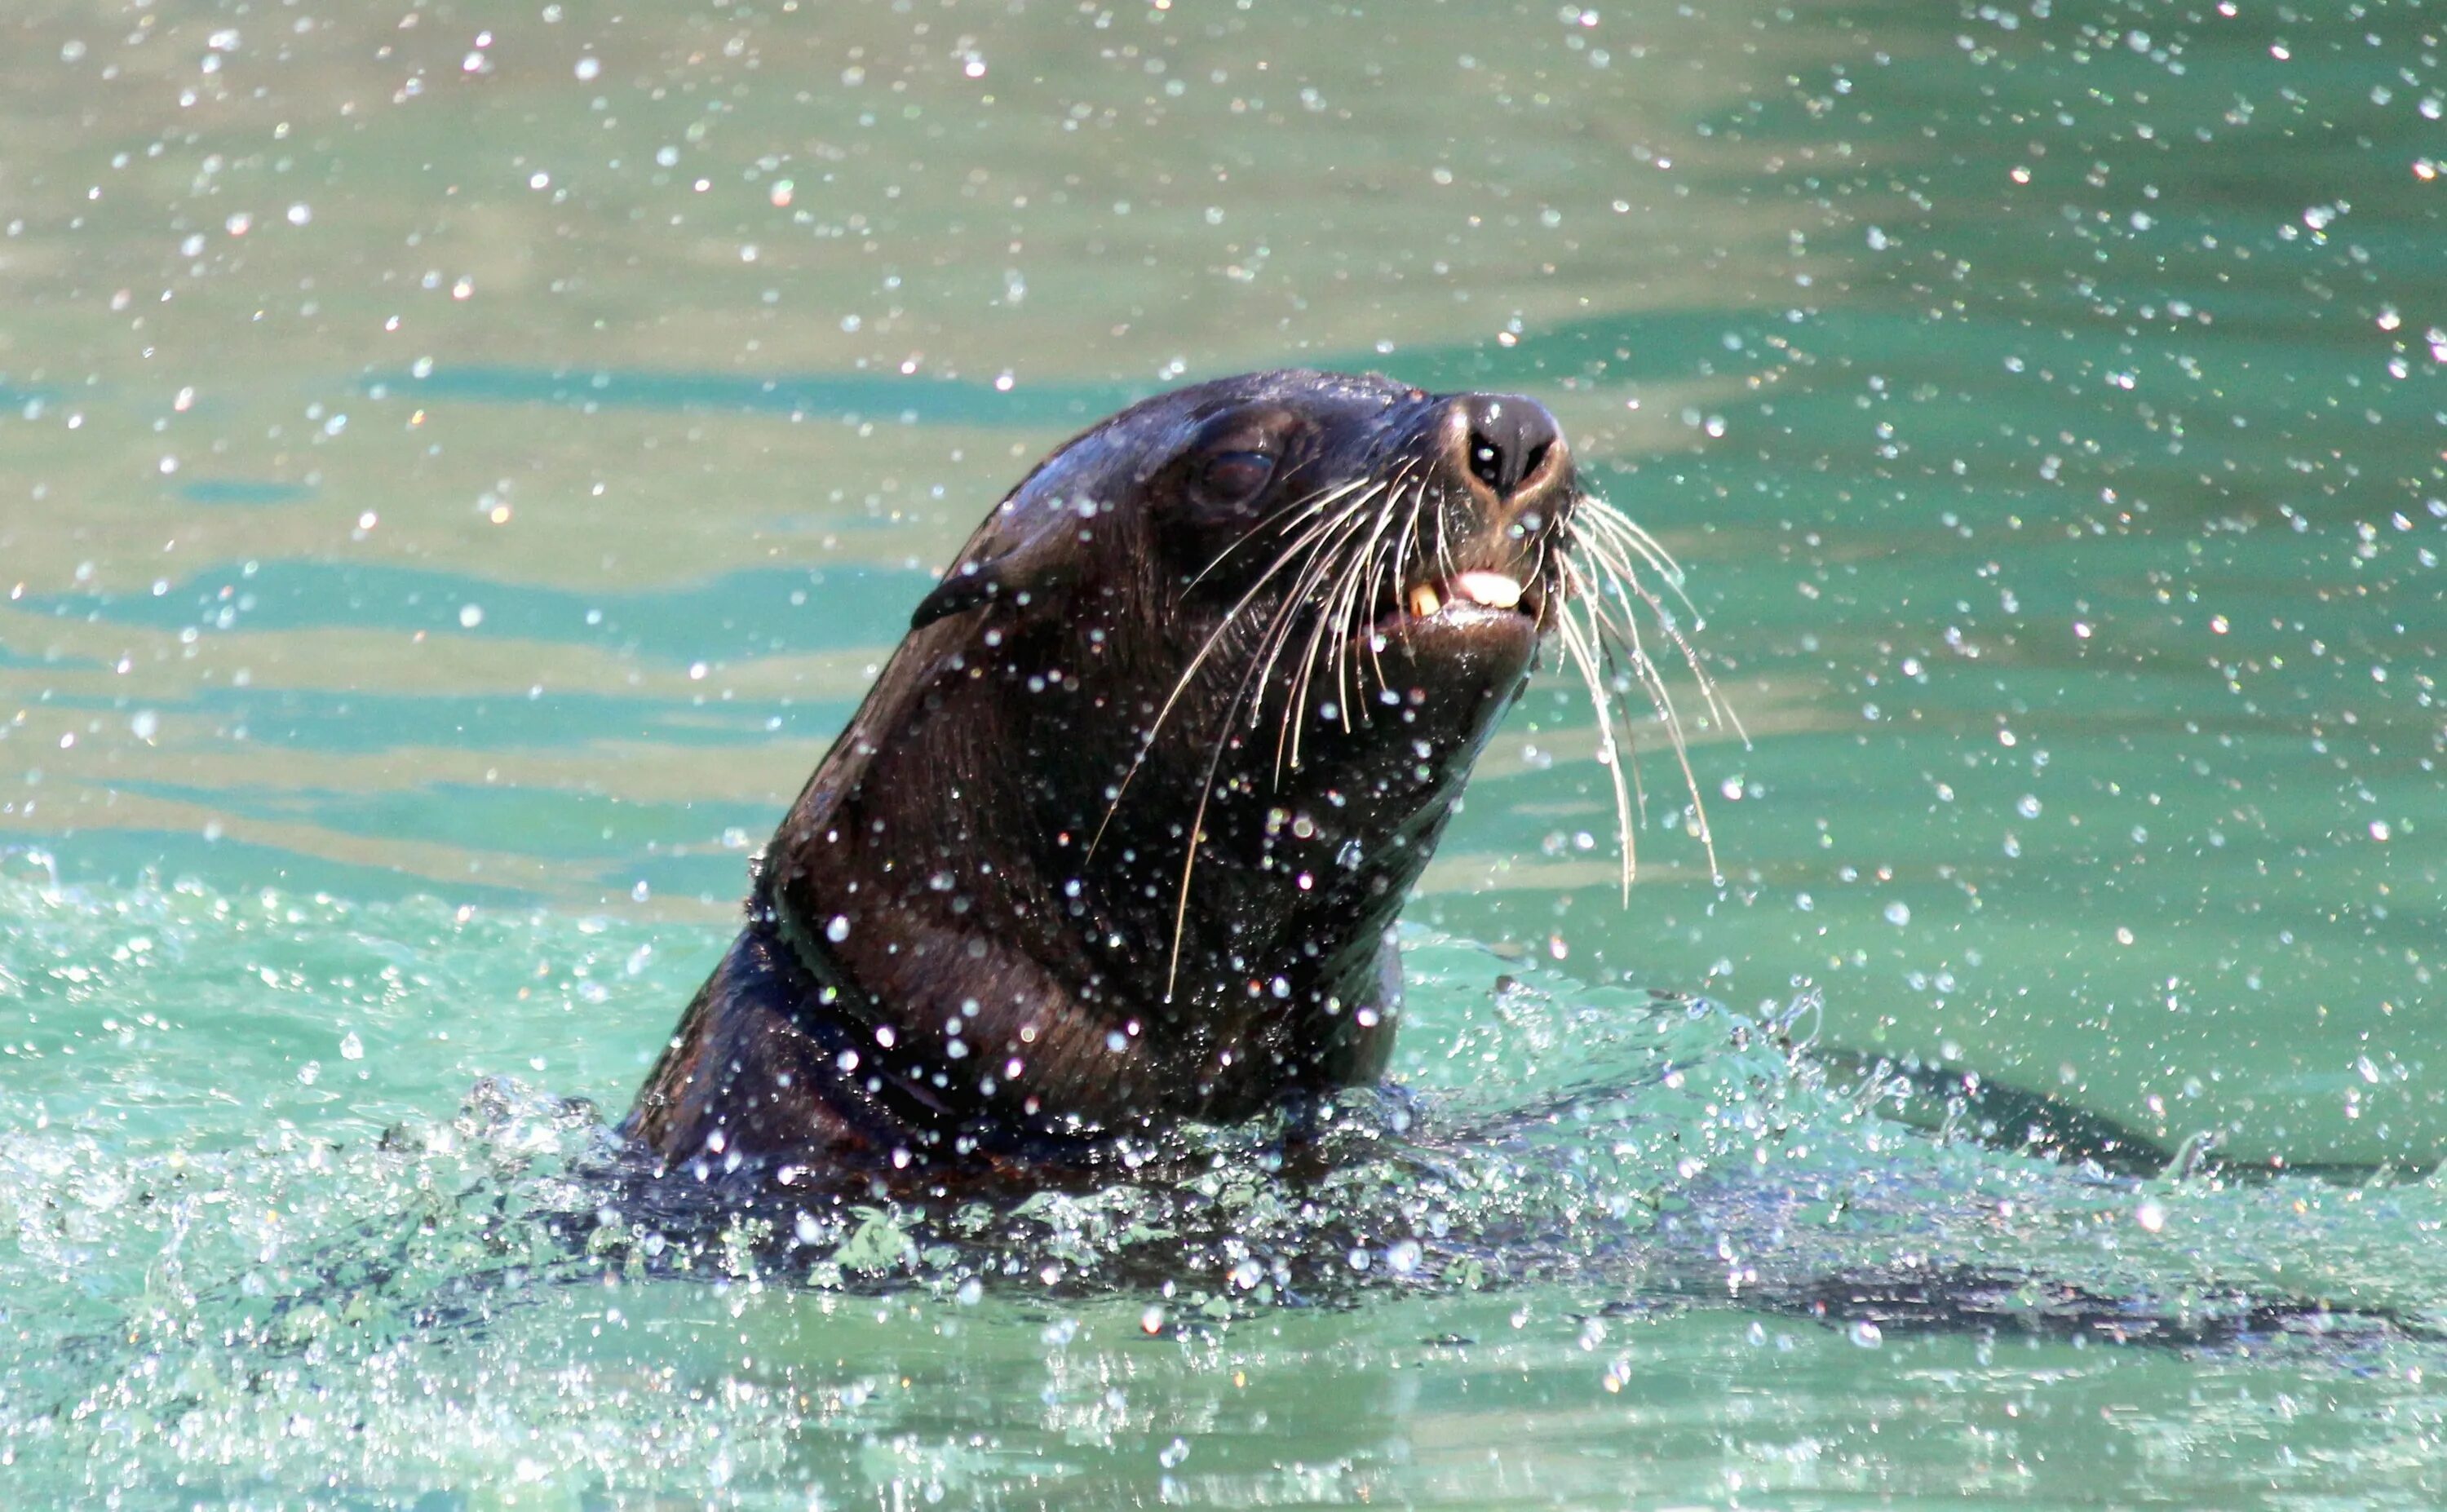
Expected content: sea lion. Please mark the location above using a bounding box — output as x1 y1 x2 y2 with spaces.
625 369 1591 1182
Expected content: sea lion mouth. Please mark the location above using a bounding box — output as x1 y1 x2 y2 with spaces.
1387 568 1538 626
1362 566 1550 654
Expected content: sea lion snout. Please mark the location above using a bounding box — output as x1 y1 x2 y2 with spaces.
1450 392 1569 506
1370 392 1573 640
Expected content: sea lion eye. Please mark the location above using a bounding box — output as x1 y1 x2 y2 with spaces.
1194 449 1277 506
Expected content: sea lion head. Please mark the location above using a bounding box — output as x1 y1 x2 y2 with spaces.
759 370 1582 1149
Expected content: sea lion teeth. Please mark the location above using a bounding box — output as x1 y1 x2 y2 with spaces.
1408 583 1444 617
1450 571 1524 610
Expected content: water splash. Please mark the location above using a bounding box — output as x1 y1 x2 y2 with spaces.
5 877 2441 1501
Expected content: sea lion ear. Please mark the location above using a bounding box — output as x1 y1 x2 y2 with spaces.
907 559 997 629
908 497 1088 630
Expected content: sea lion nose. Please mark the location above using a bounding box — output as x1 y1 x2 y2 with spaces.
1451 394 1566 502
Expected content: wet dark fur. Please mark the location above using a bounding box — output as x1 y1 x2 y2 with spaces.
626 371 1571 1182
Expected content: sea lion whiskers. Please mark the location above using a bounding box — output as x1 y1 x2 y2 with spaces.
1170 455 1440 1000
1521 485 1570 636
1560 554 1679 839
1570 498 1742 741
1285 484 1377 761
1433 467 1461 587
1341 470 1419 729
1577 493 1694 602
1161 499 1391 1001
1086 480 1391 860
1571 516 1744 746
1274 480 1365 758
1271 464 1414 774
1210 477 1388 746
1353 459 1437 699
1162 686 1247 1004
1228 475 1387 757
1552 579 1638 902
1599 566 1724 883
1264 509 1370 778
1391 453 1427 584
1339 453 1441 714
1201 474 1391 786
1551 507 1734 893
1320 462 1412 741
1187 474 1374 591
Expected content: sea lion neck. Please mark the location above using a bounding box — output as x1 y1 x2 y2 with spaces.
755 588 1407 1134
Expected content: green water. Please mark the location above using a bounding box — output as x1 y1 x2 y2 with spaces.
4 0 2445 1504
